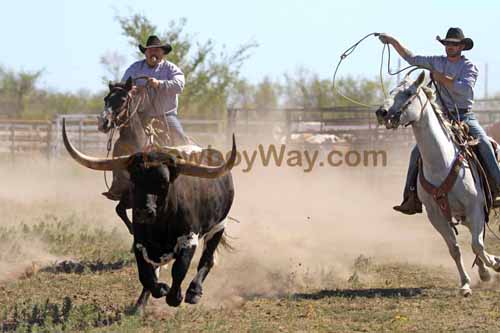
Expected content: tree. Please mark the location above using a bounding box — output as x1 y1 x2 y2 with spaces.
0 66 43 118
282 67 389 109
100 51 126 83
226 78 255 110
254 77 280 111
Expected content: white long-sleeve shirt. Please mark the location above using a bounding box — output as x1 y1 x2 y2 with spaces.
121 59 185 115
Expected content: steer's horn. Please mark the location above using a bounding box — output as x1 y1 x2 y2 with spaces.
62 118 130 171
174 134 237 178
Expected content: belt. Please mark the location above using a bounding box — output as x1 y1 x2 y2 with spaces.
457 108 472 114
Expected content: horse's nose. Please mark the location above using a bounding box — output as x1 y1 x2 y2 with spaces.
375 107 388 125
385 111 401 129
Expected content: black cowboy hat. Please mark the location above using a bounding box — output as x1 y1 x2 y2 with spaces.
139 35 172 54
436 27 473 51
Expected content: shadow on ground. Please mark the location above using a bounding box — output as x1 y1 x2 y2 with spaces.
293 287 425 300
40 259 133 274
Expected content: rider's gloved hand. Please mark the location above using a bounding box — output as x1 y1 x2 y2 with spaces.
378 33 394 45
146 78 161 89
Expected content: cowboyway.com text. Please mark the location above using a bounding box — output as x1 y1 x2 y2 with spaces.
176 144 387 172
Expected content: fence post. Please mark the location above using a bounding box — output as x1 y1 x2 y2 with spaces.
79 119 84 151
226 108 236 146
53 116 60 158
46 121 53 160
9 123 15 161
320 109 324 133
285 110 291 143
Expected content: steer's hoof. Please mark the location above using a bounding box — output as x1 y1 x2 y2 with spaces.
166 290 183 307
131 304 146 316
151 283 170 299
185 283 202 305
185 290 202 305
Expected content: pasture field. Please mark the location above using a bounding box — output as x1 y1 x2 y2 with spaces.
2 153 500 332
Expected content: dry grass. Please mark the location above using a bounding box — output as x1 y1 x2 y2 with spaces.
2 150 500 332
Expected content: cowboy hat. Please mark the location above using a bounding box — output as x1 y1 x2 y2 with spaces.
436 27 473 51
139 35 172 54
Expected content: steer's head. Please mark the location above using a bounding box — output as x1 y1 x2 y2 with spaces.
64 118 237 181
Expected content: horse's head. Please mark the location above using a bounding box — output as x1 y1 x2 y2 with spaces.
376 71 428 129
98 77 133 132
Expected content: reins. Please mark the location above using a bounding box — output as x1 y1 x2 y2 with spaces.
103 76 171 191
336 34 500 261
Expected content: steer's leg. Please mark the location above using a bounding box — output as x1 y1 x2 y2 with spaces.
185 229 224 304
425 205 472 296
166 243 197 307
133 245 169 299
133 267 161 315
116 191 133 235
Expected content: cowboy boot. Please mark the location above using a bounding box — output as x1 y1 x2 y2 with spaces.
491 185 500 208
393 189 423 215
102 169 130 201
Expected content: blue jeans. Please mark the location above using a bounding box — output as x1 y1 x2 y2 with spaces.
164 114 188 144
404 112 500 196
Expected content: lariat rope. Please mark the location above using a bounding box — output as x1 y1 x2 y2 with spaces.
332 32 417 108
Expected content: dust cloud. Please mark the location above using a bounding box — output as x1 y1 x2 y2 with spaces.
194 141 477 307
0 143 478 305
0 155 122 282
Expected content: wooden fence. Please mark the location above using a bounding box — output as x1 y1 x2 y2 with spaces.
227 105 500 148
0 114 226 159
2 104 500 159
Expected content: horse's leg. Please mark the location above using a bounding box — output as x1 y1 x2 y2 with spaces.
426 208 472 296
474 257 492 282
185 229 224 304
466 205 500 272
116 191 133 235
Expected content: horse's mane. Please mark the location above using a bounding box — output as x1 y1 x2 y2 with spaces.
421 85 453 134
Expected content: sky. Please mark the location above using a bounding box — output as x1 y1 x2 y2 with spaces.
1 0 499 98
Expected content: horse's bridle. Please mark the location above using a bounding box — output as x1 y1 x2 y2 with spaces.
104 87 133 128
384 86 430 128
105 75 157 129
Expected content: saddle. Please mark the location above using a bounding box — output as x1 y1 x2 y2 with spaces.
417 120 498 229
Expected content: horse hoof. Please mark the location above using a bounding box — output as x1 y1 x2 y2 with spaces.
479 270 492 282
460 288 472 297
492 258 500 272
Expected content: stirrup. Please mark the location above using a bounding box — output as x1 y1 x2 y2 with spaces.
492 196 500 208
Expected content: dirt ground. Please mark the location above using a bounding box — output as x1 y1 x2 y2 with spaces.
2 144 500 332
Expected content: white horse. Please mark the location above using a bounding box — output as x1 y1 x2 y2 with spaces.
379 71 500 296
